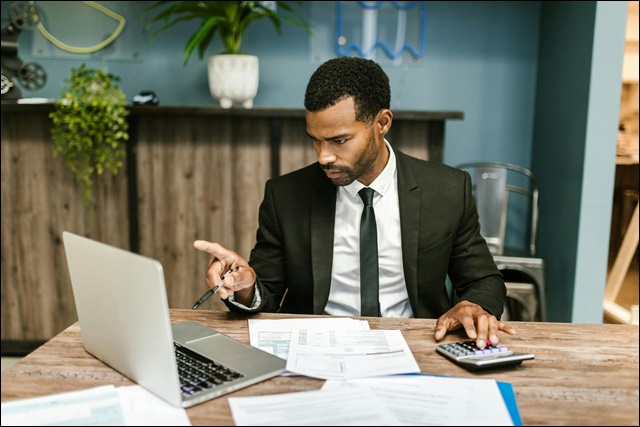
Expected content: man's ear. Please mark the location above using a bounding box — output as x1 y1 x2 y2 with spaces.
376 109 393 136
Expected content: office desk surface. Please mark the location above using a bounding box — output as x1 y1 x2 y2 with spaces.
1 310 638 426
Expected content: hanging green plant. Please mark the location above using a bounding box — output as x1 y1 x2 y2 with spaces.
49 64 129 217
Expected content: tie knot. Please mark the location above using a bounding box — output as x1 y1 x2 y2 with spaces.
359 187 375 206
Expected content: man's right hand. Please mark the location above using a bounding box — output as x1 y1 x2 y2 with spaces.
193 240 256 305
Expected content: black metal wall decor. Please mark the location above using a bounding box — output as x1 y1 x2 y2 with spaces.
1 1 47 101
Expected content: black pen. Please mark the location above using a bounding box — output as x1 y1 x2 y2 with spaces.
192 267 239 309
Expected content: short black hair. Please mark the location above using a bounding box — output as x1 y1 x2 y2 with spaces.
304 57 391 124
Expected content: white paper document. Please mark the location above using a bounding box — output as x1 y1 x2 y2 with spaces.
228 386 401 426
0 384 191 426
248 317 370 360
322 375 513 426
285 328 420 380
117 385 191 426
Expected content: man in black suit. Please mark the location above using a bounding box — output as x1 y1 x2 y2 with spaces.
195 57 515 347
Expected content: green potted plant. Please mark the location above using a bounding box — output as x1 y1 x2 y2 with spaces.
49 63 129 217
140 1 311 108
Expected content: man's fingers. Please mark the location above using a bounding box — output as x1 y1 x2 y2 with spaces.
474 314 488 348
457 312 478 341
434 317 451 341
193 240 227 258
195 240 237 277
499 322 517 335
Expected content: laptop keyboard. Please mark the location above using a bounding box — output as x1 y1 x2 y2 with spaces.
174 343 244 397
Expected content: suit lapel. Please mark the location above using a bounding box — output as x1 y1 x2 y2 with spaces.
396 151 420 307
308 151 421 314
311 168 337 314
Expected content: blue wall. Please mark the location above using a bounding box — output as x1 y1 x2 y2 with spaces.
532 1 627 323
1 1 628 323
2 1 541 167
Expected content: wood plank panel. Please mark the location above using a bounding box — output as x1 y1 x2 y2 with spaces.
388 120 436 161
136 116 271 311
280 118 315 175
1 112 129 341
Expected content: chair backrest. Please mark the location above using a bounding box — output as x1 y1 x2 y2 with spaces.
456 162 539 256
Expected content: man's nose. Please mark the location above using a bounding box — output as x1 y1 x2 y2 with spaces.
317 141 337 165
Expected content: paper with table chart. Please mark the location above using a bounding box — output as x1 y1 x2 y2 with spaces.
286 328 420 380
248 317 370 360
249 318 419 380
248 317 371 375
0 384 191 426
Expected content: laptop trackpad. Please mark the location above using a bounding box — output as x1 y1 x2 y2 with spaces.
173 321 245 360
173 321 219 342
186 334 248 362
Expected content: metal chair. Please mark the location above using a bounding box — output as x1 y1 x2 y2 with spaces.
456 162 547 321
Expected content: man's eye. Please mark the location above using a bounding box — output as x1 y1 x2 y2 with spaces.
334 139 346 144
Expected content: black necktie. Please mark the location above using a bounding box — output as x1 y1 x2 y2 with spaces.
359 187 380 317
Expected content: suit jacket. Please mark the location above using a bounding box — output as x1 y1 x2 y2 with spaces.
224 147 506 318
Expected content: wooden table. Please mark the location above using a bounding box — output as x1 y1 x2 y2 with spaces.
2 310 638 426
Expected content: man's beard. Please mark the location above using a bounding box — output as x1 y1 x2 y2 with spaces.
321 132 379 186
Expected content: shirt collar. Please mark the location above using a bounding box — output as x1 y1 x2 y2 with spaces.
343 139 396 198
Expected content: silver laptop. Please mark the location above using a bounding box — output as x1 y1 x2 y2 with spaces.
62 231 286 408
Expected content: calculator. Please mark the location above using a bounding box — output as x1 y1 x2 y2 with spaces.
436 340 534 371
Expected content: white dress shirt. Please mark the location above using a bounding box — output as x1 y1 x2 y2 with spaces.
324 141 413 318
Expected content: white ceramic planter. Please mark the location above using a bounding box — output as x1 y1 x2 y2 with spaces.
207 54 259 109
